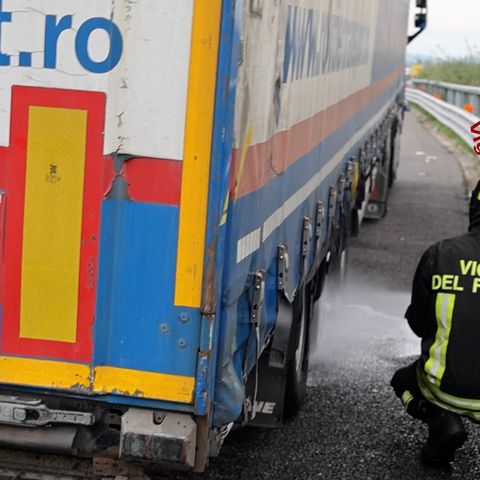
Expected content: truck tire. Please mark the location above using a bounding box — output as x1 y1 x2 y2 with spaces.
284 282 313 418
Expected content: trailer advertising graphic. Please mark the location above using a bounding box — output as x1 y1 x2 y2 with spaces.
283 5 371 84
0 0 194 159
0 0 123 72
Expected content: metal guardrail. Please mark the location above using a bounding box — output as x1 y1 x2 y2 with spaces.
411 78 480 115
405 87 479 147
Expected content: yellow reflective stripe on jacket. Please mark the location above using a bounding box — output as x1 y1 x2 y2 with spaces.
424 292 455 387
417 366 480 421
401 390 414 410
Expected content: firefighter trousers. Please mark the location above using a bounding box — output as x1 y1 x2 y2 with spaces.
391 360 431 421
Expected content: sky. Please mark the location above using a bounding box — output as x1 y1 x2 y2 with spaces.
407 0 480 59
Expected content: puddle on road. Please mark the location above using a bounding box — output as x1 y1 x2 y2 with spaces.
308 274 419 372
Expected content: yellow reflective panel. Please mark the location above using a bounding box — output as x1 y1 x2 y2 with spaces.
94 366 195 403
20 106 87 342
0 356 90 389
0 358 195 404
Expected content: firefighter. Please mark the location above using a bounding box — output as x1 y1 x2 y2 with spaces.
391 180 480 467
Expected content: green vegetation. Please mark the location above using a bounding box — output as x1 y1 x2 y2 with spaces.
410 103 474 154
420 57 480 86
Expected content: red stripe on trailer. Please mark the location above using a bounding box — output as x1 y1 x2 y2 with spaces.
123 157 182 205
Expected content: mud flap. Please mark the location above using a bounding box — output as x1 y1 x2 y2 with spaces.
245 295 293 428
245 352 286 428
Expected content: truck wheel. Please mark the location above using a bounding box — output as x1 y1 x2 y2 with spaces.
284 283 313 418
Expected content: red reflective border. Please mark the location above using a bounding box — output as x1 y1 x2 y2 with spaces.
0 86 106 363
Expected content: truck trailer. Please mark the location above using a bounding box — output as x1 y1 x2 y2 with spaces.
0 0 422 475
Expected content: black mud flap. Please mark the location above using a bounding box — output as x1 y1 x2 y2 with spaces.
245 351 286 428
245 295 294 428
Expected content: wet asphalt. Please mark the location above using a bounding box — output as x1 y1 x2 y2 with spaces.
161 112 479 480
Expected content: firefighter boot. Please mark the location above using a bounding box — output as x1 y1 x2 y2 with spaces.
421 409 467 468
